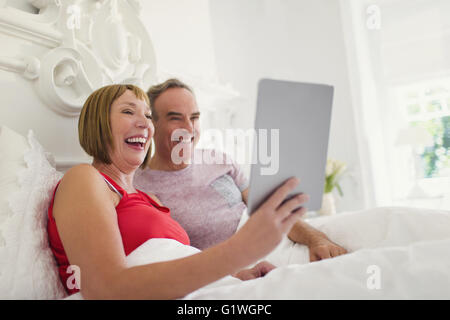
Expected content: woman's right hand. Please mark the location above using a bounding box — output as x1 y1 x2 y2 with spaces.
230 177 309 264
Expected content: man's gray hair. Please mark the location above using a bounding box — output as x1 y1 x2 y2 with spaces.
147 78 194 121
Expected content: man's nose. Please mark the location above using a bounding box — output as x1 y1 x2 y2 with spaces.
182 118 194 134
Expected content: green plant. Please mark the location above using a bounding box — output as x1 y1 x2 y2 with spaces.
416 116 450 178
324 159 347 196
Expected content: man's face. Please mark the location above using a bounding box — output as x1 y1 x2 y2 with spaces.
152 87 201 164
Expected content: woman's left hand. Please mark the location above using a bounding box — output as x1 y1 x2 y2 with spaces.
233 261 277 281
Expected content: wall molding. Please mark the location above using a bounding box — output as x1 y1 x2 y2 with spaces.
55 158 90 173
0 0 157 117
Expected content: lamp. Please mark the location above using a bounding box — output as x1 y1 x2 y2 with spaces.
395 126 434 198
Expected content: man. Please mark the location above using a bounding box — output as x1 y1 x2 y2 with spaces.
134 78 347 262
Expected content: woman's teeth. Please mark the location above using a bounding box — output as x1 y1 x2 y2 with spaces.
126 137 147 144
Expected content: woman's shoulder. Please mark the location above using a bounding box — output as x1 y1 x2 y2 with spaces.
55 163 123 211
62 163 100 182
58 164 106 196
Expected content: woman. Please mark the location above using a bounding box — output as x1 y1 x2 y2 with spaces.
47 84 308 299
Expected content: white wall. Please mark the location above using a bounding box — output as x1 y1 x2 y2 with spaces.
137 0 366 212
208 0 365 211
139 0 218 80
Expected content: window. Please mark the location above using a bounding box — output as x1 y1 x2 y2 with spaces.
342 0 450 209
392 81 450 204
396 80 450 180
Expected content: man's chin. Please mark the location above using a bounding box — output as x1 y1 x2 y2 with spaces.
176 153 193 165
170 143 194 165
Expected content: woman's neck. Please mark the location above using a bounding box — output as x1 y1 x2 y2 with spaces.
92 160 136 193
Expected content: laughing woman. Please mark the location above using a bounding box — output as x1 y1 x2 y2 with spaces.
47 84 308 299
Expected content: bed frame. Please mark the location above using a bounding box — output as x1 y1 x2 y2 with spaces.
0 0 242 172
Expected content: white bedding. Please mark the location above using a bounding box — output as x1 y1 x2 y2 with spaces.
67 206 450 300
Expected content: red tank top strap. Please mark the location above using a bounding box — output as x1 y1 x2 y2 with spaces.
48 181 61 222
99 172 125 196
99 172 166 211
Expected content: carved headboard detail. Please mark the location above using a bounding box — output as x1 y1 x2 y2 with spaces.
0 0 157 117
0 0 243 171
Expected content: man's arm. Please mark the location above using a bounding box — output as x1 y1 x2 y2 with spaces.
288 219 347 261
242 188 249 205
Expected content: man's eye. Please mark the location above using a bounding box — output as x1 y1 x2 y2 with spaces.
146 115 152 119
123 110 133 114
170 117 182 121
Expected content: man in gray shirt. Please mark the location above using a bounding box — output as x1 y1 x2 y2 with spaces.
134 78 347 262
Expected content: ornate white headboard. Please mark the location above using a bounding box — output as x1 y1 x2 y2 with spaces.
0 0 244 172
0 0 157 170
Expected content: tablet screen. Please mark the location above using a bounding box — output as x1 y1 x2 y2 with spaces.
247 79 334 215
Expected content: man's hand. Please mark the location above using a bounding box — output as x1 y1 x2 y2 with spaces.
288 219 348 262
233 261 276 281
307 236 348 262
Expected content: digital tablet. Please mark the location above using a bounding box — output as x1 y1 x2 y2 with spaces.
247 79 334 215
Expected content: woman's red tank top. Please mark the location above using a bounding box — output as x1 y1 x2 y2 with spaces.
47 171 190 295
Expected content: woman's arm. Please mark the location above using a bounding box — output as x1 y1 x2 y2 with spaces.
53 165 305 299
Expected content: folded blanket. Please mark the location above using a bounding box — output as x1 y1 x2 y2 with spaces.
67 206 450 299
184 206 450 299
261 206 450 266
185 237 450 299
66 239 241 299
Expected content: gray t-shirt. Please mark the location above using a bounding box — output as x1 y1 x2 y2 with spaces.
133 149 249 250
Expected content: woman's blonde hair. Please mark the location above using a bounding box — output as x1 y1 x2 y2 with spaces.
78 84 151 168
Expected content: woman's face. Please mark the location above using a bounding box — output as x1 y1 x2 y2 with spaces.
108 90 154 171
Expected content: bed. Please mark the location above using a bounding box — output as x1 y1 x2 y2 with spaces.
1 1 450 300
1 128 450 300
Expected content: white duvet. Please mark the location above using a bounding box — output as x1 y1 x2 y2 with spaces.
67 206 450 300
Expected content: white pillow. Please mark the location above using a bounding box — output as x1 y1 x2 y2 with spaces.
0 126 29 246
0 126 67 299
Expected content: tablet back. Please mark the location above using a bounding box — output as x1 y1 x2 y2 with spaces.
247 79 334 215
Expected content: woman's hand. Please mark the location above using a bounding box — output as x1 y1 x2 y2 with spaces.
229 177 309 266
233 261 277 281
